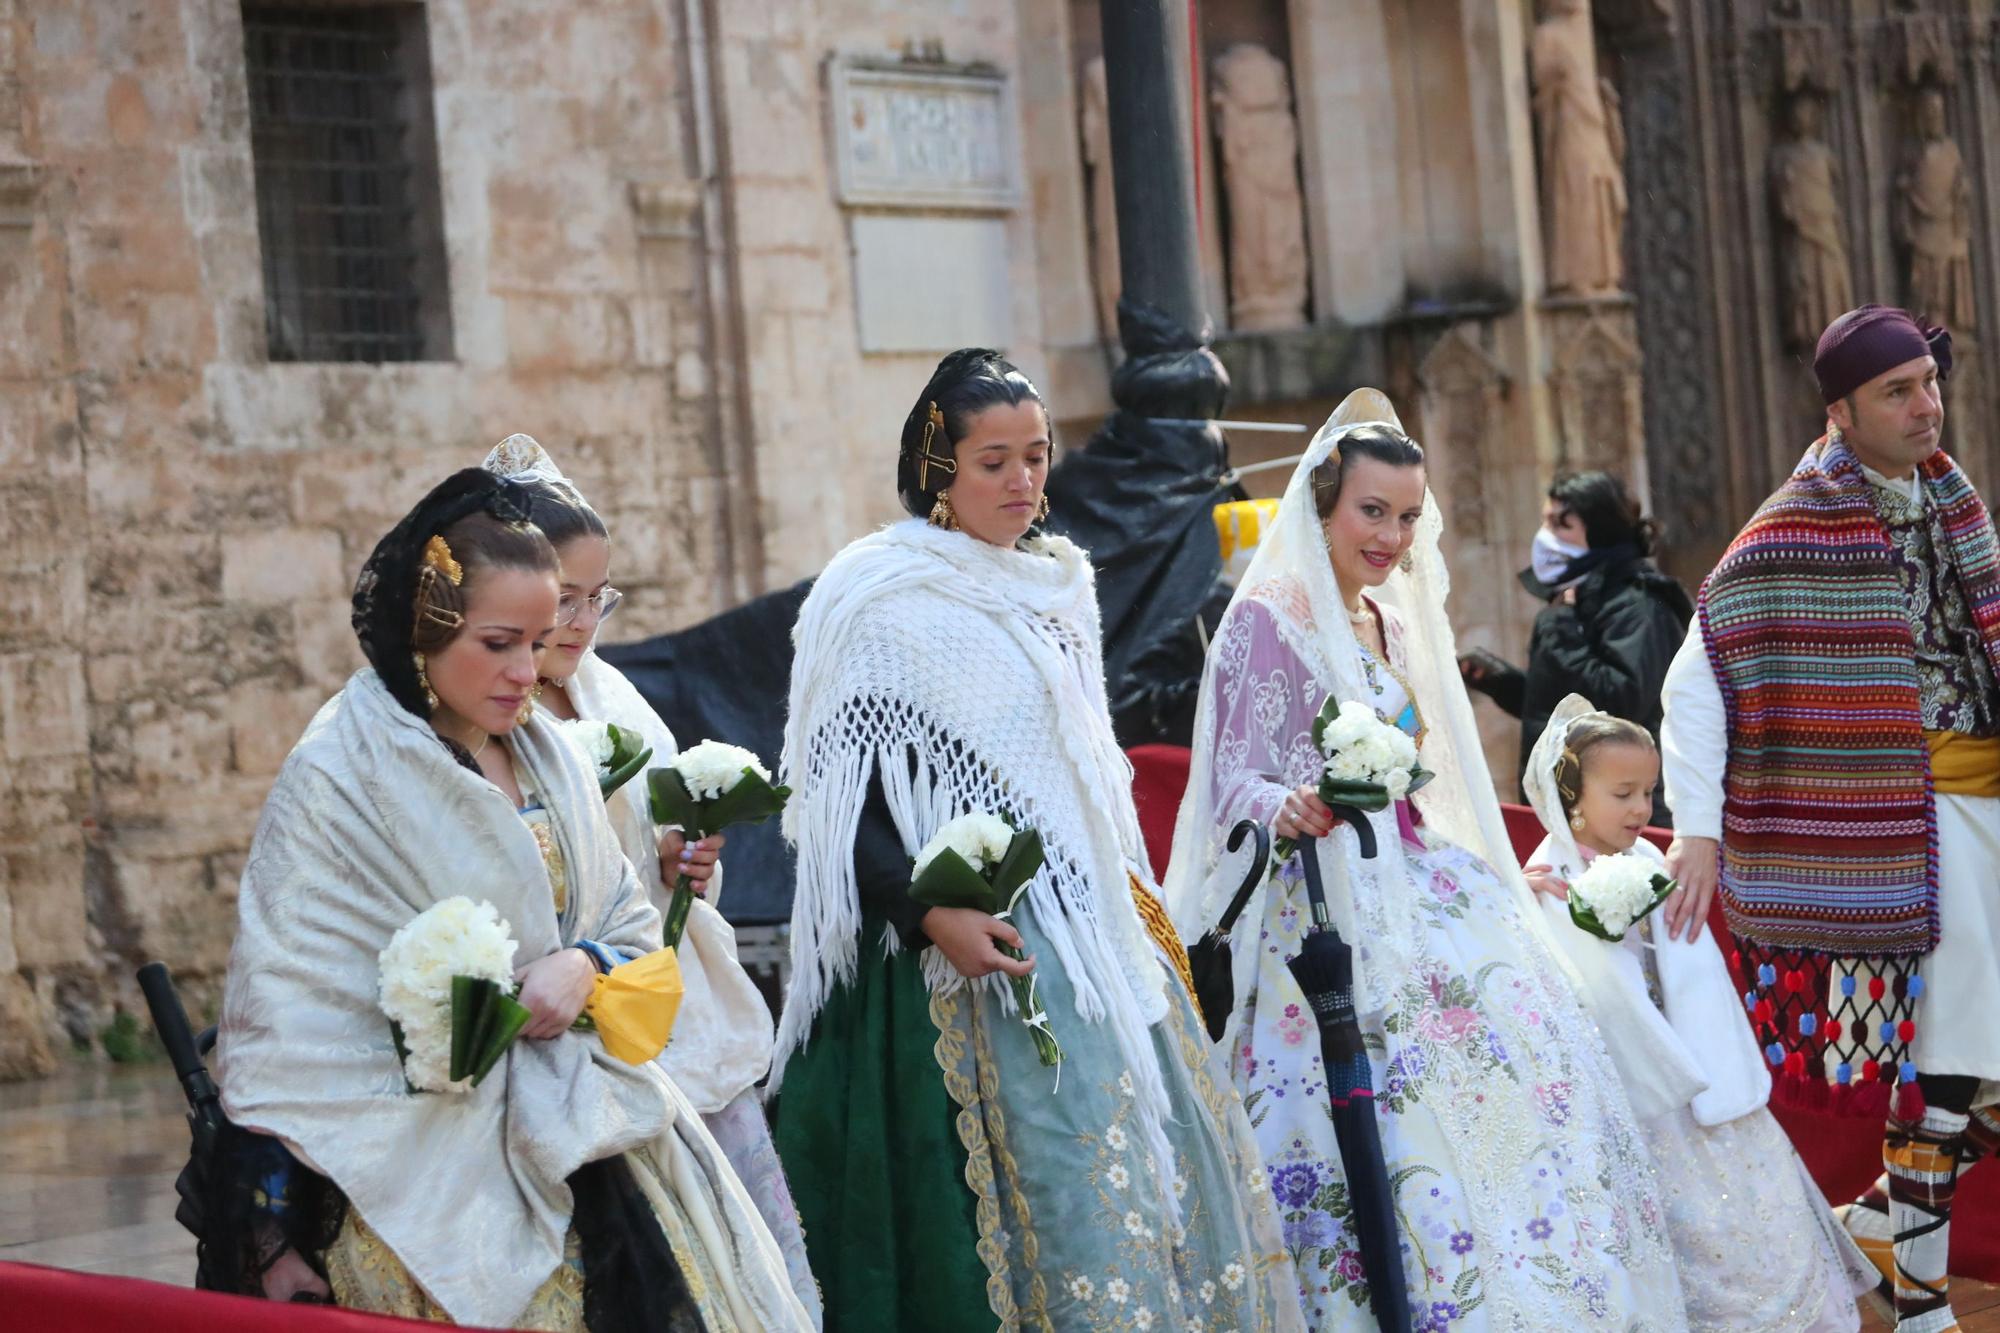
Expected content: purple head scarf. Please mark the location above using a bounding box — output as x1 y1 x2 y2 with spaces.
1813 304 1953 404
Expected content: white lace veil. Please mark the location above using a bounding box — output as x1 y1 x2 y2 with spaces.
1521 693 1604 875
482 433 587 504
1162 389 1566 1018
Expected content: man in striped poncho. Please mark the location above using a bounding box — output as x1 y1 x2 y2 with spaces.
1659 304 2000 1333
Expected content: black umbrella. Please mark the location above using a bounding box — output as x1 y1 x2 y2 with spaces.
1187 819 1271 1042
1288 808 1411 1333
137 962 223 1246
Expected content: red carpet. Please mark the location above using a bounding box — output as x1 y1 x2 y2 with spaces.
1129 742 2000 1280
0 1260 491 1331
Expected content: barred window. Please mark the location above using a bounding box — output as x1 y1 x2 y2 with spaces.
242 4 452 363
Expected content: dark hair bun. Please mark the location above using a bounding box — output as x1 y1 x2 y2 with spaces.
896 348 1049 518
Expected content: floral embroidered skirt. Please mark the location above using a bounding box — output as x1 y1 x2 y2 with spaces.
1236 835 1687 1331
702 1090 825 1326
775 906 1301 1332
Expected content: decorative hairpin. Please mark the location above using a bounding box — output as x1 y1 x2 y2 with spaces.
422 535 463 586
488 484 534 528
916 401 957 491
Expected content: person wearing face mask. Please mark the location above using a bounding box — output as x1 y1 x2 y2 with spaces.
1459 470 1693 826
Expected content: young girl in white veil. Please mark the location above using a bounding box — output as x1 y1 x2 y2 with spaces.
1521 696 1872 1332
1164 390 1687 1331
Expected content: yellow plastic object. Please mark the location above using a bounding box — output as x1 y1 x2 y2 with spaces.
1214 498 1280 563
584 947 685 1064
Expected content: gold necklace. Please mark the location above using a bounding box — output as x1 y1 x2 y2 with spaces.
468 731 491 761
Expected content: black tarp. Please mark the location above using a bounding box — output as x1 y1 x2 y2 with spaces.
1045 303 1239 747
604 304 1235 926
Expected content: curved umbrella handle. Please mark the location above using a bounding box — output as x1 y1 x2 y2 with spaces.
1329 802 1377 860
1214 818 1271 937
1294 803 1378 930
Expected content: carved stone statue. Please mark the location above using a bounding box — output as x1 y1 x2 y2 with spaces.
1897 88 1976 335
1209 43 1308 330
1080 56 1120 342
1531 0 1628 297
1769 91 1854 354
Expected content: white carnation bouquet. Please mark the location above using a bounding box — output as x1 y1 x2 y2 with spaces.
1274 696 1432 861
566 719 652 799
377 897 530 1093
648 739 790 946
908 813 1061 1070
1567 852 1676 941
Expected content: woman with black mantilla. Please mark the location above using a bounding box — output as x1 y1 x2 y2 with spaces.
208 468 813 1331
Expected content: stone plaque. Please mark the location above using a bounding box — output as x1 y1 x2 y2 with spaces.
851 214 1013 353
831 62 1019 210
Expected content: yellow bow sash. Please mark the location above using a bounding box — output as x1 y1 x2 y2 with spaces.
584 947 684 1064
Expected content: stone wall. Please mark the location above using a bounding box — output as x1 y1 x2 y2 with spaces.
0 0 735 1075
708 0 1096 583
0 0 1115 1077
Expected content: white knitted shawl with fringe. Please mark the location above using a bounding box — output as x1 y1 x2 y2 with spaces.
772 520 1177 1189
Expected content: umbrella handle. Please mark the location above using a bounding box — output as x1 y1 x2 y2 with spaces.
1329 803 1378 860
1294 803 1377 932
1214 819 1271 937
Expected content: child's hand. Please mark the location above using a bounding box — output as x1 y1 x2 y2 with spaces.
1523 863 1569 901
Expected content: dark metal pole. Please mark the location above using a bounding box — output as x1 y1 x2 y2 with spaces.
1099 0 1208 338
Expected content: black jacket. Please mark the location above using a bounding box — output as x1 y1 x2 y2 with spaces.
1471 553 1694 826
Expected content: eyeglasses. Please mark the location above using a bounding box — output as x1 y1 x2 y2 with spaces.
556 586 623 627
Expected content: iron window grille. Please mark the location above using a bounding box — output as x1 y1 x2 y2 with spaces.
242 4 452 363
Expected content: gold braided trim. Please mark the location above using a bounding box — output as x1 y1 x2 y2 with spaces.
930 986 1027 1330
970 992 1050 1327
1128 876 1200 1022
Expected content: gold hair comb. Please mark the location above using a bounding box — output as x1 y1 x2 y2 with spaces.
422 535 463 587
916 401 957 491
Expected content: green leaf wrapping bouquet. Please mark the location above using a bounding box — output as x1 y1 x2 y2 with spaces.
907 813 1063 1071
647 740 790 947
569 720 653 800
1566 851 1677 942
378 897 533 1092
1273 696 1433 863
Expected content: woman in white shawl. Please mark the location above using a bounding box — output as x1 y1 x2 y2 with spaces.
1521 695 1872 1331
1162 391 1686 1331
770 349 1299 1332
481 434 820 1324
211 468 813 1332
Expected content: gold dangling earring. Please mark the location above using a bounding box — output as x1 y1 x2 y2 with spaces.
414 653 438 711
1569 810 1587 832
1399 550 1415 574
1034 494 1051 523
517 680 543 725
928 488 958 531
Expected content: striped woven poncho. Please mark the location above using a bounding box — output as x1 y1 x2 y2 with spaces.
1698 430 2000 1113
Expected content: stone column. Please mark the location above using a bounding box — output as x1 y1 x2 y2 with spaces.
1285 0 1403 323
